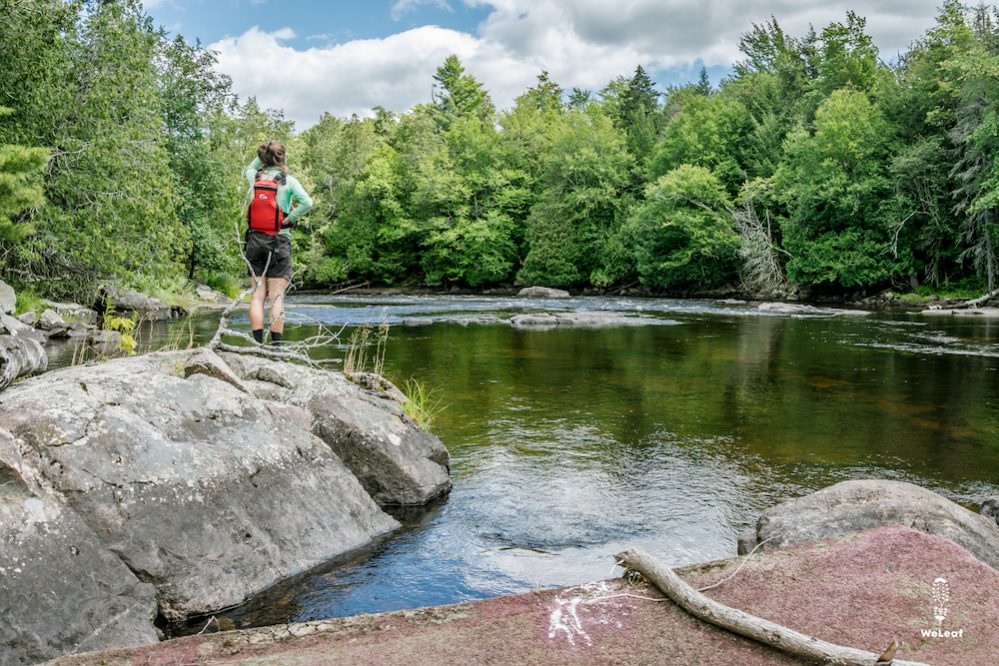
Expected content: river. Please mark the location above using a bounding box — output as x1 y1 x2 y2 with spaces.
52 294 999 631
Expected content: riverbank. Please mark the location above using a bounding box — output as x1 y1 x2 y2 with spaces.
48 525 999 666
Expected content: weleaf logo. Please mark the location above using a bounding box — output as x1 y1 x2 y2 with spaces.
920 576 965 639
932 577 949 624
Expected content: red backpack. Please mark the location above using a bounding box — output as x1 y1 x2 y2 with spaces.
247 170 288 235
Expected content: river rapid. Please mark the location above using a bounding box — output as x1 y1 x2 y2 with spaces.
54 294 999 631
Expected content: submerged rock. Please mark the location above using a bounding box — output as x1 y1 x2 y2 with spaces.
0 349 401 636
757 302 870 317
0 429 159 665
510 313 560 329
738 480 999 570
509 311 651 329
517 286 570 299
221 353 451 506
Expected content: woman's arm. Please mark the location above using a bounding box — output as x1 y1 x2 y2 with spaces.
243 156 264 184
284 177 314 226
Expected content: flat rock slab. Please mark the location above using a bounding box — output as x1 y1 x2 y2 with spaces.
1 431 159 665
221 353 451 506
50 526 999 666
921 306 999 318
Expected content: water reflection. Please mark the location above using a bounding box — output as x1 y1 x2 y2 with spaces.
60 295 998 633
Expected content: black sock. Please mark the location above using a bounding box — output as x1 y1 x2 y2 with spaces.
270 331 283 345
252 329 264 344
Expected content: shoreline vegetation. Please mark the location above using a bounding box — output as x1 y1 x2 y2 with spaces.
3 2 999 309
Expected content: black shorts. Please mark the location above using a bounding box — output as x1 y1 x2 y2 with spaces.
245 231 293 279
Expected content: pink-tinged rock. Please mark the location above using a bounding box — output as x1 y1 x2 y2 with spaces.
49 526 999 666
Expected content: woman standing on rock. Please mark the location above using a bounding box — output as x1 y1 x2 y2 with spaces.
243 140 313 345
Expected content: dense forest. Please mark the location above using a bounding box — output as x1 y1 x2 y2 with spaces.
2 0 999 303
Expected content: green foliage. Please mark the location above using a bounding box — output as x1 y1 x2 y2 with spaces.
650 95 750 191
431 55 495 129
816 12 879 95
626 165 740 289
400 378 445 431
775 90 902 288
14 289 46 317
0 109 49 243
517 108 634 287
5 4 999 300
102 302 139 356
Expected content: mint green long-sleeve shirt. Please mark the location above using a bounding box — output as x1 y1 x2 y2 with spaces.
243 157 314 237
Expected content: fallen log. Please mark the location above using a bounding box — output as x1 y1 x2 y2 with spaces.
956 287 999 309
0 334 47 390
615 548 929 666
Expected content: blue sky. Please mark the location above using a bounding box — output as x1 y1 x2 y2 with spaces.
142 1 940 129
146 0 492 49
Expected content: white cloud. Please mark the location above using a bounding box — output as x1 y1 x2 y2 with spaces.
209 0 941 129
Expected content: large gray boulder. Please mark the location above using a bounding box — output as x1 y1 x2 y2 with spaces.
0 349 399 624
0 429 159 665
738 480 999 570
221 353 451 506
0 279 15 314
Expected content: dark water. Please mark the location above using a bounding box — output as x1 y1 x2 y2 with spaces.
51 295 999 631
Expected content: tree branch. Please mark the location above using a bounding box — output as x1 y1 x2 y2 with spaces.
615 548 929 666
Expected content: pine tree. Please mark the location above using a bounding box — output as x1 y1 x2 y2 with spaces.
696 66 712 95
0 109 49 244
431 55 495 129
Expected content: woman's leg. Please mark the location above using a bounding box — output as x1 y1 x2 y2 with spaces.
267 277 288 342
249 277 266 343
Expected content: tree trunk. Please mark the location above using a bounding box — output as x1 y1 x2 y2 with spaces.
0 335 48 390
615 548 929 666
955 288 999 309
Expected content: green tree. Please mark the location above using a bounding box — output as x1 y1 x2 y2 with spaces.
775 90 901 288
650 95 750 192
157 34 240 282
431 55 495 129
299 114 383 285
517 109 634 287
419 115 518 287
816 12 879 95
2 0 183 299
947 17 999 289
0 109 49 243
625 164 739 290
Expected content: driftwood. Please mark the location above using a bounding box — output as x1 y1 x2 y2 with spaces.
0 334 47 390
205 221 345 367
615 548 930 666
954 287 999 309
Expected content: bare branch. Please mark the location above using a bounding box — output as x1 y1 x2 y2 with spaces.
205 219 345 364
